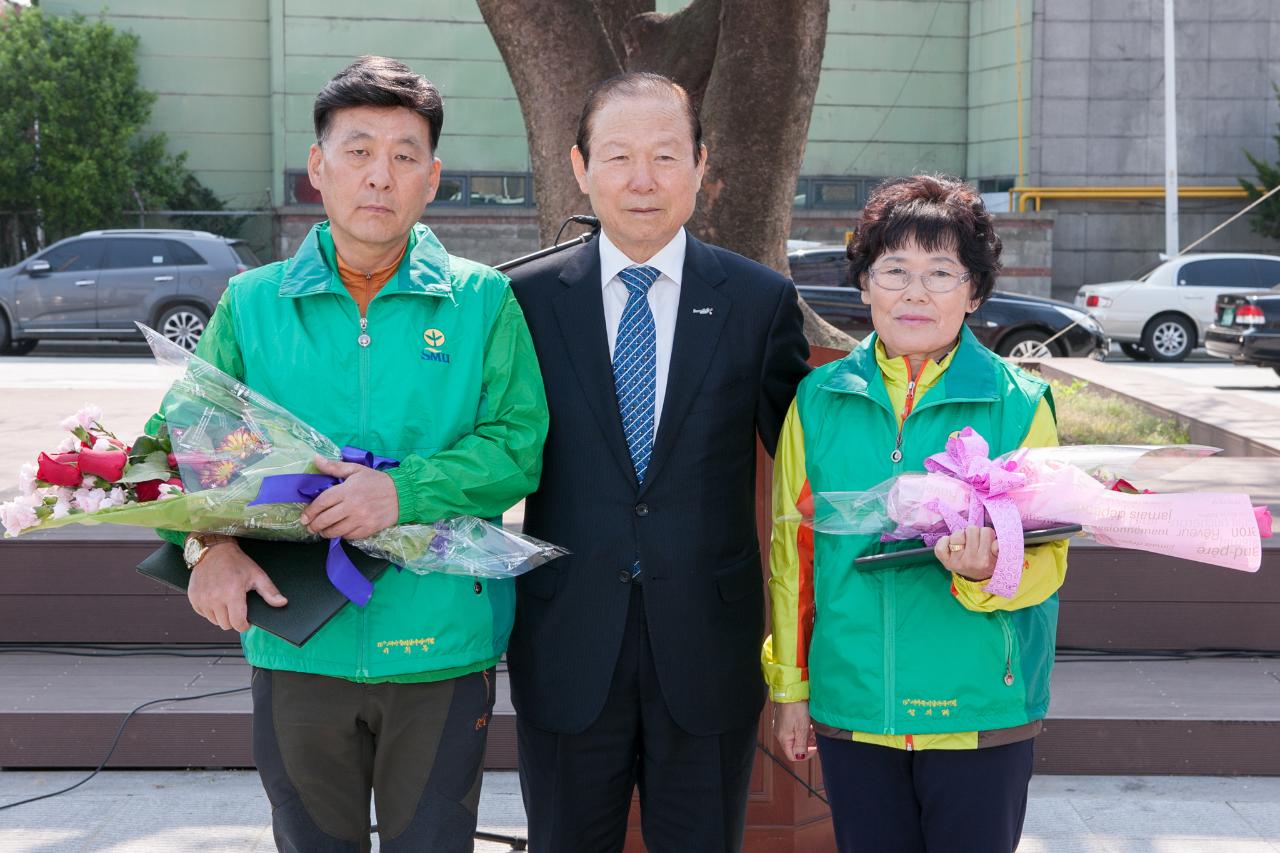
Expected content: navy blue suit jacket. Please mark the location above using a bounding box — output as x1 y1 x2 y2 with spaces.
507 233 810 736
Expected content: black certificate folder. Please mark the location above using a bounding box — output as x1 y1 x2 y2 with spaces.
853 524 1083 570
137 539 390 647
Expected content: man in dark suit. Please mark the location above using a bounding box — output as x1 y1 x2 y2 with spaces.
505 72 810 852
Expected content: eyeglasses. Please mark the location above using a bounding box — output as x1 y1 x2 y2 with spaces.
869 265 971 294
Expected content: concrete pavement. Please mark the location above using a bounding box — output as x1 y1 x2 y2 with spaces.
2 770 1279 852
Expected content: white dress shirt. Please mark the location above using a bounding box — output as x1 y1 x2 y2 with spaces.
599 228 685 430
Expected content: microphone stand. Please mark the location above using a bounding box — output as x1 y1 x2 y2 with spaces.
495 215 600 272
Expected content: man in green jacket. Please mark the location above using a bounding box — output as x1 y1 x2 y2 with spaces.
151 57 547 852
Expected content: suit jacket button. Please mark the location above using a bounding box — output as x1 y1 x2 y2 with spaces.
635 503 649 516
617 570 632 583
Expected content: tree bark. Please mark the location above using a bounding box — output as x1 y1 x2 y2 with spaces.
478 0 854 349
476 0 621 243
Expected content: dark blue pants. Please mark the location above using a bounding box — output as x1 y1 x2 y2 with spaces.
517 585 757 853
816 733 1035 853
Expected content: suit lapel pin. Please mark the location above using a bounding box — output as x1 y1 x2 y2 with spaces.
692 307 714 315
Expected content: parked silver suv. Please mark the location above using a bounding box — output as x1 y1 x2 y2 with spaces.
0 229 260 354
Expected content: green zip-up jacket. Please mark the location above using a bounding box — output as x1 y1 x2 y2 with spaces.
768 327 1059 734
149 222 548 682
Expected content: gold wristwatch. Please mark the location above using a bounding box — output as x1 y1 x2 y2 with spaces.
183 532 231 569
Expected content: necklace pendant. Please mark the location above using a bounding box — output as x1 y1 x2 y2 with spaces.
890 449 903 463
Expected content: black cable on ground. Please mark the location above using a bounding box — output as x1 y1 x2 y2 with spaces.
0 644 244 658
1055 646 1280 662
0 686 250 813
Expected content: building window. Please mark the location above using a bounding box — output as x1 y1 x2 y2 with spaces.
287 171 322 205
284 170 534 208
435 174 466 205
812 179 863 209
792 176 877 210
977 177 1016 193
469 174 530 206
793 178 810 209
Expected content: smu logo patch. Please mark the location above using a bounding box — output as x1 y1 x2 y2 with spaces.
421 328 451 364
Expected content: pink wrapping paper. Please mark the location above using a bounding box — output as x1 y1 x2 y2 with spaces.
879 428 1264 598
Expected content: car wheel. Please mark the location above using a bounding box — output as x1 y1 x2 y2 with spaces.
997 329 1057 360
1119 342 1152 361
157 305 208 352
0 314 34 355
1140 314 1194 362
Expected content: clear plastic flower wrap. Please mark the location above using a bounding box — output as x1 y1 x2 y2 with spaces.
778 427 1271 598
4 324 567 587
140 323 568 580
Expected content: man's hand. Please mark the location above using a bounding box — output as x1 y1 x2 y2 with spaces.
773 700 815 762
189 541 287 632
299 455 400 540
934 524 1000 581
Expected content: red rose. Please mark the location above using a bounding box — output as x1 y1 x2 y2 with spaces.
36 452 82 487
77 448 128 482
134 479 164 502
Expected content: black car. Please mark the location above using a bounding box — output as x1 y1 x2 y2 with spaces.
1204 288 1280 376
798 285 1109 358
790 247 1109 358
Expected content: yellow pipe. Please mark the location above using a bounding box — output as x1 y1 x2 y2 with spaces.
1010 186 1247 212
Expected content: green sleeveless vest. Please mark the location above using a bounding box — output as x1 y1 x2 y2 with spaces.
797 326 1058 734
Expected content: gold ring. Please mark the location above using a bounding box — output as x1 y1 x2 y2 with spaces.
949 544 965 552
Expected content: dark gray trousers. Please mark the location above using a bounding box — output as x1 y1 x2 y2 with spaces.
251 666 495 853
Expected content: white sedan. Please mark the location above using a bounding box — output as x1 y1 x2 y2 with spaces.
1075 253 1280 361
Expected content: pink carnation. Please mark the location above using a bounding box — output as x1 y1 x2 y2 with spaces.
0 495 41 535
73 487 108 513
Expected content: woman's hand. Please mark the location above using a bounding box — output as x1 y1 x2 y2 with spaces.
934 524 1000 581
773 700 815 762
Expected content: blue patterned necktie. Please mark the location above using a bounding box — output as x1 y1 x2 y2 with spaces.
613 265 660 484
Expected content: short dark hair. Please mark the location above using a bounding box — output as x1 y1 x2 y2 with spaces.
848 174 1002 304
313 56 444 150
575 72 703 166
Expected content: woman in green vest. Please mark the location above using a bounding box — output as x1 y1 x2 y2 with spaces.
763 175 1068 853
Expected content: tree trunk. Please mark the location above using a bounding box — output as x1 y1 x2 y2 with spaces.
477 0 854 350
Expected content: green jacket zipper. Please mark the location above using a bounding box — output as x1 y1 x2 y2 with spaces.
997 611 1015 687
357 305 371 678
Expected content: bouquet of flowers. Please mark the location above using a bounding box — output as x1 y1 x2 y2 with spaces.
1 325 567 605
0 404 186 535
785 427 1272 598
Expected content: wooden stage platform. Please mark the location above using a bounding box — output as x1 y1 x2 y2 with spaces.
2 526 1278 775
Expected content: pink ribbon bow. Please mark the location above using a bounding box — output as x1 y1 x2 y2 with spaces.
919 428 1028 598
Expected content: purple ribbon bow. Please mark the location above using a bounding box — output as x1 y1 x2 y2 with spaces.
916 428 1027 598
248 446 400 607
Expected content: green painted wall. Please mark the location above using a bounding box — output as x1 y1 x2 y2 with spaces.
45 0 273 208
810 0 969 177
49 1 1030 209
965 0 1032 183
275 0 527 184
